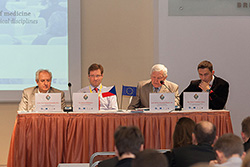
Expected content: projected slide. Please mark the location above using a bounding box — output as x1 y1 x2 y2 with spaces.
0 0 68 90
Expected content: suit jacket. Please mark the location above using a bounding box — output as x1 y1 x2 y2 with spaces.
244 138 250 152
115 158 133 167
164 150 173 167
171 144 216 167
180 76 229 110
128 79 179 110
98 157 119 167
18 86 65 111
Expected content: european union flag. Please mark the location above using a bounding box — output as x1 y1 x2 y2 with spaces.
122 85 137 96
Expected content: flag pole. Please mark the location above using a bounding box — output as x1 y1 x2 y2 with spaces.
114 85 120 110
120 85 123 109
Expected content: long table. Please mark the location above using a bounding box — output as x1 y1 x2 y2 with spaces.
7 110 233 167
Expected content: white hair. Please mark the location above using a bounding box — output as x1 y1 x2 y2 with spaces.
150 64 168 77
35 69 52 82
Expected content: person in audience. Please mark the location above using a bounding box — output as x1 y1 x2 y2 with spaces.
209 133 244 167
18 69 65 111
173 117 196 148
128 64 179 110
171 121 216 167
164 117 196 166
241 116 250 152
180 60 229 110
98 126 144 167
78 63 118 110
132 149 168 167
242 150 250 167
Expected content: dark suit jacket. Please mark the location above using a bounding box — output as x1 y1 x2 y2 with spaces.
244 138 250 152
115 158 133 167
163 151 173 167
98 157 119 167
128 79 179 110
171 144 216 167
180 76 229 110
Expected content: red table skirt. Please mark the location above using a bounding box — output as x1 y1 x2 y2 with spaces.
7 110 233 167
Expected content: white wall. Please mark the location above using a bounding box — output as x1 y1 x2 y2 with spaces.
157 0 250 136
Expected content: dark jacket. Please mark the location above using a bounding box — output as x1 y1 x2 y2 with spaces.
171 143 216 167
180 76 229 110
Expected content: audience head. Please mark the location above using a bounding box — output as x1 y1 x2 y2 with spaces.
213 133 244 164
173 117 196 148
114 126 144 157
132 149 168 167
35 69 52 93
197 60 214 83
193 121 216 145
242 150 250 167
150 64 168 88
241 116 250 142
88 63 104 88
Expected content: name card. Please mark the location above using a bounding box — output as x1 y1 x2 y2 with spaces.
35 93 61 112
149 93 175 111
183 92 209 110
73 93 98 112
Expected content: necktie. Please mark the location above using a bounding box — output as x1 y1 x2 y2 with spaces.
154 87 159 93
94 87 100 110
94 87 98 93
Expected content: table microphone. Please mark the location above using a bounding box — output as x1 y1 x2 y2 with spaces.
64 82 73 112
160 80 172 93
160 80 181 111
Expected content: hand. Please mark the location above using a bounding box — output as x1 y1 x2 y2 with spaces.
199 81 210 92
209 160 219 166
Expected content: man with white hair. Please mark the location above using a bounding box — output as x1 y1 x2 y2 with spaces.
128 64 179 110
18 69 65 111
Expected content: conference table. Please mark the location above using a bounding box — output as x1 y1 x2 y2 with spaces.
7 110 233 167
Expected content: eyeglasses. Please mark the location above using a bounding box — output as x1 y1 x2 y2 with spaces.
89 75 102 78
151 76 164 80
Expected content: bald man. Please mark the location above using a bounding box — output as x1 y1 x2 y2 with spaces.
171 121 216 167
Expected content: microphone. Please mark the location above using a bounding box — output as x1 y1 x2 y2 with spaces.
160 80 181 110
160 80 172 93
64 82 73 112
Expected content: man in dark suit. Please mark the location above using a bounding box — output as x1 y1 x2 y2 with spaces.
180 60 229 110
171 121 216 167
98 126 144 167
241 116 250 152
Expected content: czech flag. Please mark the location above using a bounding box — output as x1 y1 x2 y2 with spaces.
102 86 117 97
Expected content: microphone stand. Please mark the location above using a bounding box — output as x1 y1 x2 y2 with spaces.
160 80 181 111
64 82 73 112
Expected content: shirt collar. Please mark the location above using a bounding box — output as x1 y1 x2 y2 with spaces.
90 84 102 91
38 88 49 93
153 86 161 92
209 75 215 87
